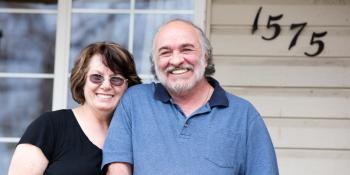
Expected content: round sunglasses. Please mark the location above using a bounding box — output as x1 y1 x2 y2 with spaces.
89 74 127 86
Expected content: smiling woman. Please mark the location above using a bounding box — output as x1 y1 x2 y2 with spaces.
7 42 141 175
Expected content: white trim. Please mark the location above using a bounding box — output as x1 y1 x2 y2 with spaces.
139 74 155 83
134 9 193 14
71 8 193 14
0 8 56 14
72 8 130 14
128 0 135 53
139 74 154 80
0 73 54 79
52 0 72 110
0 8 191 14
0 137 19 143
194 0 208 30
204 0 212 37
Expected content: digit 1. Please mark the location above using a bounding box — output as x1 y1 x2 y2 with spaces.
252 6 263 34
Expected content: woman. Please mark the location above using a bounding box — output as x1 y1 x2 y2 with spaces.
8 42 141 175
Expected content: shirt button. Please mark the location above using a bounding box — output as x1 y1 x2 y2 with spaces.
184 123 189 127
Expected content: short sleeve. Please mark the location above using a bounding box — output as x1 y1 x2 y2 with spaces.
102 94 133 169
19 112 55 161
245 108 279 175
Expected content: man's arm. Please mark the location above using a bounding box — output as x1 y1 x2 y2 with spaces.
246 111 279 175
102 94 134 173
106 162 132 175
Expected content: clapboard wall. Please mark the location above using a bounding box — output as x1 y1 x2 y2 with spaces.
207 0 350 174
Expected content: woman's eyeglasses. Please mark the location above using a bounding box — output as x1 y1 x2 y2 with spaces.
89 74 127 86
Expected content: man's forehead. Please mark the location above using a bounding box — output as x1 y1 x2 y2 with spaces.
158 21 197 35
155 22 200 47
157 43 196 51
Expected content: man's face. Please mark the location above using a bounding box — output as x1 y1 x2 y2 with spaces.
154 21 207 95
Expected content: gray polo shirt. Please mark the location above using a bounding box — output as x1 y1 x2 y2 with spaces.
102 78 279 175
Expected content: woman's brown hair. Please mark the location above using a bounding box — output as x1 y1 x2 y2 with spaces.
70 42 142 104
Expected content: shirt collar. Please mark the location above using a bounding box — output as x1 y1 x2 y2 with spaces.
154 77 228 108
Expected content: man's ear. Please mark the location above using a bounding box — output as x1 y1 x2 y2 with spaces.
150 54 158 80
205 53 209 67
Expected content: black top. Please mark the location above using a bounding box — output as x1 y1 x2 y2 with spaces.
19 109 106 175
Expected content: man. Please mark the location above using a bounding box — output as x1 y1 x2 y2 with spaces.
102 19 279 175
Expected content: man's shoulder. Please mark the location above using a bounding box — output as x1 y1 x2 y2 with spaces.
222 92 261 120
225 91 255 109
118 83 159 112
126 83 155 92
123 83 157 99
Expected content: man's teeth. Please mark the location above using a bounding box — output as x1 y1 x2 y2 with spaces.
97 94 113 99
171 69 188 74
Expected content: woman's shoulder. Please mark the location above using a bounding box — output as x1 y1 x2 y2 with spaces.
19 109 75 161
34 109 74 125
22 109 76 140
42 109 72 117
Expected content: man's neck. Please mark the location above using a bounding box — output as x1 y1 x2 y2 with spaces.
168 79 213 117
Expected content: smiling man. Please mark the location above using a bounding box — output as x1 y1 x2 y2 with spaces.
102 19 279 175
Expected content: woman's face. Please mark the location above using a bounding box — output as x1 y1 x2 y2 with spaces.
83 54 128 114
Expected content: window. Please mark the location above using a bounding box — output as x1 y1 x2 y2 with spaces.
0 0 205 173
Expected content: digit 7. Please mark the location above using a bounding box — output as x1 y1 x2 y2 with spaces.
288 22 307 50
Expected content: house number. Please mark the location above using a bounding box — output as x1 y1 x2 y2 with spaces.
252 6 328 57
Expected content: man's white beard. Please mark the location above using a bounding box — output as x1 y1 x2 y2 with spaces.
155 55 206 95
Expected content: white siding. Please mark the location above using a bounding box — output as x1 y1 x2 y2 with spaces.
208 0 350 174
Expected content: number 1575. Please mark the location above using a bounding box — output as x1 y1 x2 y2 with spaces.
252 6 327 57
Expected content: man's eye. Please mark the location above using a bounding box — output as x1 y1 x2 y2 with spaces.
159 51 171 56
181 48 194 53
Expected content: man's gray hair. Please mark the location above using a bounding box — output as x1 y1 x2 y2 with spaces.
150 19 215 79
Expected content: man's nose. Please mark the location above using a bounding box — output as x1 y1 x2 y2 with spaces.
169 51 184 66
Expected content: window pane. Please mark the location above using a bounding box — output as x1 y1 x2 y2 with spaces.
0 142 16 175
135 0 194 10
69 14 129 70
133 14 193 74
0 14 56 73
0 78 53 137
73 0 130 9
0 0 57 9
